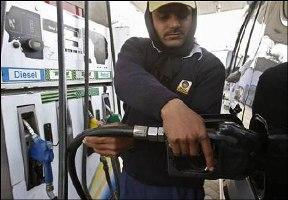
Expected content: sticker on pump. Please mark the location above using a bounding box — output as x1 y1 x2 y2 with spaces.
74 70 96 80
96 71 111 79
1 67 45 82
45 69 73 81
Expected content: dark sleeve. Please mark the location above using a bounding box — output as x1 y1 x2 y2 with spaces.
249 73 266 131
251 74 266 116
189 56 225 114
114 37 178 120
250 63 287 129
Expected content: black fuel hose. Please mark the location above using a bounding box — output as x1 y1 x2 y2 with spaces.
67 114 244 199
67 125 134 200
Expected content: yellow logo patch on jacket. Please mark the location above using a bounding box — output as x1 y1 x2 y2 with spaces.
176 80 192 95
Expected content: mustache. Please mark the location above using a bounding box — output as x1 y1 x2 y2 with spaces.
164 29 184 37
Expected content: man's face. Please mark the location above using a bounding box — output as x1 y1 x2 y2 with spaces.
151 3 193 48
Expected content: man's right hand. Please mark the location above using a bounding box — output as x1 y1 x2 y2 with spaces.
161 98 215 171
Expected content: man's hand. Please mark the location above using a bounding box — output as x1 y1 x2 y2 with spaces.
83 137 133 156
161 98 214 170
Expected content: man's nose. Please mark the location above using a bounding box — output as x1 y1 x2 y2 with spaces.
168 15 181 28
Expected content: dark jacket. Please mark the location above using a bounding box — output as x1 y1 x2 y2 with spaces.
249 62 287 199
250 62 287 132
114 37 225 187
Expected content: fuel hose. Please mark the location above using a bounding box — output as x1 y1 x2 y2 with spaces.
67 115 237 199
67 115 262 199
67 125 137 200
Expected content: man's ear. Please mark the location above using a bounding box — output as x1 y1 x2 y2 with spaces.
150 11 156 26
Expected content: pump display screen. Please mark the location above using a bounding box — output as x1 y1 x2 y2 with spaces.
64 27 79 38
65 39 79 48
5 6 43 59
5 6 42 41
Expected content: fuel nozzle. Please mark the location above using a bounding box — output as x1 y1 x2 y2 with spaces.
22 119 38 140
88 110 101 129
103 105 122 124
22 119 57 199
167 121 266 180
87 109 121 199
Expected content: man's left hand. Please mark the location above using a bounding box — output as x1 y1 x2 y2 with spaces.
83 136 133 156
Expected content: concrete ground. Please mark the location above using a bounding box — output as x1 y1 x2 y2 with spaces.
204 180 221 199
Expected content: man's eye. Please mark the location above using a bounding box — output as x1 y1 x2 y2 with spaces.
177 12 190 20
177 14 188 20
158 14 169 21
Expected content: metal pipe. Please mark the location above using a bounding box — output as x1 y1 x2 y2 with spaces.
56 1 68 199
242 1 263 65
106 1 122 116
232 2 257 70
83 0 90 136
82 0 90 195
106 3 122 196
241 2 263 122
105 1 116 75
110 156 120 199
227 2 256 77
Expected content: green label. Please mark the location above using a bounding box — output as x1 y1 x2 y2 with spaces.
45 69 73 81
96 71 111 79
74 70 96 80
41 87 100 103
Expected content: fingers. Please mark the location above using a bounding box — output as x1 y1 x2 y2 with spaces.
83 137 118 150
169 141 181 156
83 137 122 149
179 141 189 155
83 137 134 157
171 141 193 156
169 138 201 156
93 148 119 157
200 136 214 171
84 136 109 145
169 139 198 156
85 143 118 151
189 141 199 156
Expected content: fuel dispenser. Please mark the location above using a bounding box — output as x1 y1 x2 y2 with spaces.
1 1 118 199
14 102 59 199
1 93 53 199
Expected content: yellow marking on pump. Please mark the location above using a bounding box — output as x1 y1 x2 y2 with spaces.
89 158 114 199
88 115 114 199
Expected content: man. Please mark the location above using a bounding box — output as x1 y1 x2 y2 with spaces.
84 1 225 199
250 62 287 134
249 62 287 200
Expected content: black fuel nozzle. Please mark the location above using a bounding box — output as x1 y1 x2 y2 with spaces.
167 121 266 180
